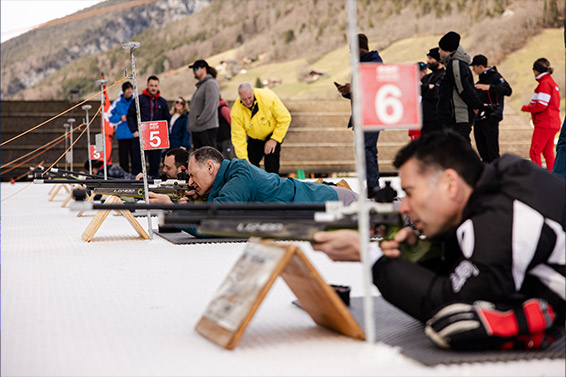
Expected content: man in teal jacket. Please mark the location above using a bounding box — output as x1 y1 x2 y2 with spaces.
149 147 356 205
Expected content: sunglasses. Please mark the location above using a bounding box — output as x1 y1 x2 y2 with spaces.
176 100 185 105
193 67 199 71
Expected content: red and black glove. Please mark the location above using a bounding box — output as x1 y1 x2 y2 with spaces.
425 299 558 350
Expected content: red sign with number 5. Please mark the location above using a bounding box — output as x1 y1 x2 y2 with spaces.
140 121 170 150
89 145 104 161
360 64 421 130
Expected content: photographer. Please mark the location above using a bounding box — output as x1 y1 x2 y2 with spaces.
471 55 512 162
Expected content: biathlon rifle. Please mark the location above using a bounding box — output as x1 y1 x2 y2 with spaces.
37 170 198 201
75 181 435 261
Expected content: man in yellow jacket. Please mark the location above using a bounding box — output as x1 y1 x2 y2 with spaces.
230 82 291 174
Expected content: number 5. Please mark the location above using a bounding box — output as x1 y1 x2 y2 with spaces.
149 130 161 147
375 84 404 124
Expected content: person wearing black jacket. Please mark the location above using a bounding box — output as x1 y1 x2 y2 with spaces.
312 130 565 349
471 55 513 162
437 32 483 143
127 75 171 178
421 47 446 135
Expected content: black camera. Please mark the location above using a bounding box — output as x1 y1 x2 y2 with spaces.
479 103 500 121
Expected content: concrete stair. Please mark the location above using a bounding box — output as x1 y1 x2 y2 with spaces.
1 100 533 180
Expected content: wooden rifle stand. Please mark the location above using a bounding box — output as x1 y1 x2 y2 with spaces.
48 184 70 202
76 190 96 217
81 195 149 242
195 239 365 350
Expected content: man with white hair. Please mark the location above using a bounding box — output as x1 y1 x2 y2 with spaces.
230 82 291 174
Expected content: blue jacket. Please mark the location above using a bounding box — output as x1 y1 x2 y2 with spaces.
209 159 338 203
169 112 191 150
108 93 134 140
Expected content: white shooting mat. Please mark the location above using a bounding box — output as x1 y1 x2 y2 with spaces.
1 181 563 377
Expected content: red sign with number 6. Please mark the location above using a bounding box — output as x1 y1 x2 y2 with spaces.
360 64 421 130
140 121 170 150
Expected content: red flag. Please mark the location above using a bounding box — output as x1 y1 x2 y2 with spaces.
101 73 113 164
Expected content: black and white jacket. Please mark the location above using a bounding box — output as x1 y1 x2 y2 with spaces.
373 155 565 323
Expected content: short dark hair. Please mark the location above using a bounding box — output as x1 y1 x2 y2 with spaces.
122 81 133 91
189 146 224 165
85 159 104 171
147 75 159 83
358 33 369 50
393 130 483 186
165 148 189 168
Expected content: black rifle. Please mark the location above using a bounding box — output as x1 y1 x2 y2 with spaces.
81 181 435 261
36 176 196 201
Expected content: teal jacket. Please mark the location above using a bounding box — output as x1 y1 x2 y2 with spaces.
208 159 338 203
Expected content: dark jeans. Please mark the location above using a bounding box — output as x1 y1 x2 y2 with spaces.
117 138 135 173
131 137 162 178
364 131 380 192
474 117 500 163
446 122 472 144
248 136 281 174
192 128 218 149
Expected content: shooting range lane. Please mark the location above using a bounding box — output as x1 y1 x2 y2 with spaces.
1 181 563 376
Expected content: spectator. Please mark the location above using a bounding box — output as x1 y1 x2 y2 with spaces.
231 82 291 174
108 81 135 172
438 31 483 143
188 59 220 149
471 54 512 163
169 96 191 151
408 62 428 140
127 75 171 178
336 33 383 196
521 58 561 171
217 96 235 159
421 47 446 135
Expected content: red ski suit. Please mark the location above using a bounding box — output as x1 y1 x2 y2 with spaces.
521 72 561 171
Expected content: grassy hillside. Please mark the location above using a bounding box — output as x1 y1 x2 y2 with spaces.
10 0 564 102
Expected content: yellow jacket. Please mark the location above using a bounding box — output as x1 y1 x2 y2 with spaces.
230 88 291 160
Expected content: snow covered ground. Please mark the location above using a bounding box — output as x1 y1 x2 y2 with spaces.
1 181 564 377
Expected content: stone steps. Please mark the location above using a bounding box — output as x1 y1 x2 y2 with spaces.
1 100 534 179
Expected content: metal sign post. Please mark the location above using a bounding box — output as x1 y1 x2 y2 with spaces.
122 41 153 240
82 104 93 175
63 123 70 170
68 118 75 170
346 0 374 344
95 79 108 180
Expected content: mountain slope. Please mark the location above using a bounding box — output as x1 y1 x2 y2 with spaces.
3 0 564 102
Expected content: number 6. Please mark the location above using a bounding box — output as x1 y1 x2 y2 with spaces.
375 84 404 124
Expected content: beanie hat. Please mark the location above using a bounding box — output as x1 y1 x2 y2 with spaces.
426 47 441 62
438 31 460 52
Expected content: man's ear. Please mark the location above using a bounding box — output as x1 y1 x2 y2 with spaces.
443 169 461 199
206 160 214 173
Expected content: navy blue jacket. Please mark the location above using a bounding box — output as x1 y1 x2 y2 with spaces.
127 89 171 133
346 50 383 128
169 112 191 150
